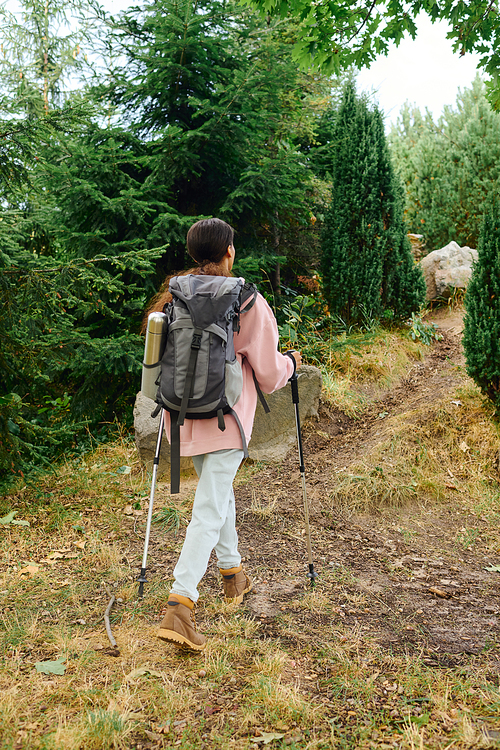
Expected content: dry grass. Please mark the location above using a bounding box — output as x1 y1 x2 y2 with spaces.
330 383 500 517
321 328 426 416
2 441 498 750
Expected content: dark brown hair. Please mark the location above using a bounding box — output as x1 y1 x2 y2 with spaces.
141 218 235 332
187 218 234 265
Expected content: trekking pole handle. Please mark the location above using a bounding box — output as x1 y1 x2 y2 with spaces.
290 371 299 404
285 351 299 403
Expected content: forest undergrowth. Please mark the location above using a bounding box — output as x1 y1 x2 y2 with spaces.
0 306 499 750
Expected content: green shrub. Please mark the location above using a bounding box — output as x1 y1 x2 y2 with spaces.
463 201 500 409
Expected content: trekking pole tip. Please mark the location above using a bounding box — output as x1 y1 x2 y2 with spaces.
307 565 318 587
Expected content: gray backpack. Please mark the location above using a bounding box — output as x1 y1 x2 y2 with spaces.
155 274 268 493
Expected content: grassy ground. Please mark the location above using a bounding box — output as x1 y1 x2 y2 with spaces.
1 312 500 750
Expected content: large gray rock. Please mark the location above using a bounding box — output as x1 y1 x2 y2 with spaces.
133 392 195 476
133 365 322 473
248 365 321 461
419 241 477 301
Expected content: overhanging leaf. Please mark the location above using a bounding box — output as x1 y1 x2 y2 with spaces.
35 657 66 675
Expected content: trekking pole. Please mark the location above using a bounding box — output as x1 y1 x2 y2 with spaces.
290 371 318 588
138 408 165 598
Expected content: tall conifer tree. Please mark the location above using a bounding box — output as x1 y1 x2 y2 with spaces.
463 201 500 409
321 84 425 323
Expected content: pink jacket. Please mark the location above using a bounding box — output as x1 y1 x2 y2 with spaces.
163 292 294 456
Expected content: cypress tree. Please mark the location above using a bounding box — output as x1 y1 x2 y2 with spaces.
375 110 427 318
463 201 500 409
321 84 384 322
321 84 425 323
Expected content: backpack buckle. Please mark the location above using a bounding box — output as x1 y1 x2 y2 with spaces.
191 331 202 350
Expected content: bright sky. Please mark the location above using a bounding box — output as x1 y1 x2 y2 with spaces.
357 13 482 126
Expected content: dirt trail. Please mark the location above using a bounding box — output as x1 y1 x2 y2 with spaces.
210 308 499 666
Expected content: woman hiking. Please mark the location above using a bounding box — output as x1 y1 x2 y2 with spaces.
145 218 301 651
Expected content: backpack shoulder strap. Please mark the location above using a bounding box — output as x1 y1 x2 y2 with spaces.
240 283 258 312
236 284 271 414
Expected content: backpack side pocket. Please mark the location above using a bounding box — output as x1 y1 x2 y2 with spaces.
225 358 243 408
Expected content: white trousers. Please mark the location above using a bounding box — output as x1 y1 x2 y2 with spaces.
171 448 244 602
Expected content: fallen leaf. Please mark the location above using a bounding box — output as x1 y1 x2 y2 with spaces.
284 733 303 745
459 441 469 452
253 732 285 745
0 511 29 527
428 586 452 599
73 540 86 549
124 667 162 682
484 565 500 573
204 705 222 715
41 550 78 564
144 731 163 741
18 564 40 575
451 400 462 406
42 551 65 562
0 511 17 525
35 657 66 675
123 505 134 515
445 483 458 490
116 465 132 475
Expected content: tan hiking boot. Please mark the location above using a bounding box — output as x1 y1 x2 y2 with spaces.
219 564 253 604
157 594 206 651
